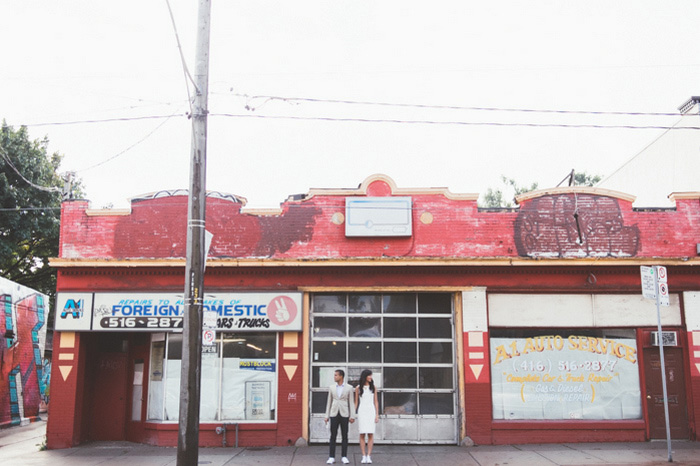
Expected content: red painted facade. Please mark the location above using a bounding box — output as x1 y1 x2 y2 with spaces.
48 175 700 448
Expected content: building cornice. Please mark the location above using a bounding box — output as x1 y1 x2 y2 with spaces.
50 257 700 268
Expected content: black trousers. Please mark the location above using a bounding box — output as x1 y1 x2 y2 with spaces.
329 413 349 457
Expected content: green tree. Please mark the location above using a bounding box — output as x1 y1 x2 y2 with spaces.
480 171 602 208
572 171 602 186
0 121 81 299
480 175 539 208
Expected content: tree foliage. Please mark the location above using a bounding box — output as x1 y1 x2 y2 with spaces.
480 176 539 208
0 121 80 299
480 171 602 208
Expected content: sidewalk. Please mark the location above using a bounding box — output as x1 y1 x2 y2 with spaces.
2 419 700 465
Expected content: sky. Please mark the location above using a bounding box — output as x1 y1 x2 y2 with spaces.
2 1 700 209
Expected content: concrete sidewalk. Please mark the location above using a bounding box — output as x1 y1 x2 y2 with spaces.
2 419 700 465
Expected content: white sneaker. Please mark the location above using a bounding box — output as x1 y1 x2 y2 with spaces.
341 457 350 464
327 458 335 464
361 456 367 464
367 456 372 464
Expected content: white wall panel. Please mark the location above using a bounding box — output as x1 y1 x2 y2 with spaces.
593 294 681 326
488 294 682 328
488 294 593 327
462 288 487 332
684 292 700 331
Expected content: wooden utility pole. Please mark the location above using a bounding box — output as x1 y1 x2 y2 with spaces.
177 0 211 464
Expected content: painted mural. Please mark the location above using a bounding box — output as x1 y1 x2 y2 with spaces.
0 277 48 427
514 194 640 258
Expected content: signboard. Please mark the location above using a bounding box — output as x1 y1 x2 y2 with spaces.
640 266 656 300
202 329 216 346
55 292 302 332
658 282 670 307
246 381 271 420
490 335 642 420
55 293 94 331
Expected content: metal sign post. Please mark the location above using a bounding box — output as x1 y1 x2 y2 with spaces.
641 265 672 463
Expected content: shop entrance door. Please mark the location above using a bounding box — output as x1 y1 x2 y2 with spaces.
89 335 128 441
643 347 689 439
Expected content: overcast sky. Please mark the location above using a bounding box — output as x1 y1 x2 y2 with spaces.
2 1 700 209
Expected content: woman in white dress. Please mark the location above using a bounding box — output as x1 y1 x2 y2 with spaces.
354 369 379 464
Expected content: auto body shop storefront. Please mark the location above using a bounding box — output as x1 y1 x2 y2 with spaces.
47 176 700 448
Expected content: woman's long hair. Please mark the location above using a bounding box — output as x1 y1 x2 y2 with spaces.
359 369 375 393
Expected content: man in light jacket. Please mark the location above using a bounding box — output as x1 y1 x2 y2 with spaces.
324 369 355 464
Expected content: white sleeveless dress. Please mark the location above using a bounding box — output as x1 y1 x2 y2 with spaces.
357 386 376 434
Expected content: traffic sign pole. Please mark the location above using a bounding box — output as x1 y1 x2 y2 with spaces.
653 266 672 463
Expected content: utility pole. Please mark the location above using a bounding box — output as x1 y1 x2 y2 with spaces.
177 0 211 464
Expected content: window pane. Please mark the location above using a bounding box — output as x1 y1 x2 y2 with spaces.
167 333 182 359
221 333 277 421
313 341 346 362
313 294 346 313
312 391 329 413
349 342 381 362
418 318 451 338
417 293 452 314
349 317 381 337
384 367 417 389
419 342 452 363
222 334 276 358
384 317 416 338
147 341 165 420
419 367 453 389
383 294 416 314
313 317 346 337
200 347 220 421
349 294 381 313
384 393 417 415
348 367 382 388
420 393 453 415
384 342 417 363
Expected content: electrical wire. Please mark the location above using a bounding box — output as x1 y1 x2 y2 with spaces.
226 92 687 117
0 147 62 194
164 0 197 113
22 114 187 128
75 106 185 172
211 113 700 131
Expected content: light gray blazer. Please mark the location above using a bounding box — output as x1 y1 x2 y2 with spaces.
325 383 356 418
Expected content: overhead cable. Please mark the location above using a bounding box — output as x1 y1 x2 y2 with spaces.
228 93 686 117
0 147 62 194
211 113 700 131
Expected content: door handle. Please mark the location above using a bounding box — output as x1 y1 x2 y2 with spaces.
647 395 651 399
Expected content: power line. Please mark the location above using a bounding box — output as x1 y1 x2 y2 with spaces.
226 92 686 117
75 107 184 172
22 114 187 128
211 113 700 131
164 0 197 114
0 147 63 194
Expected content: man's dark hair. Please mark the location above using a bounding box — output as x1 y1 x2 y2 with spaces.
335 369 345 378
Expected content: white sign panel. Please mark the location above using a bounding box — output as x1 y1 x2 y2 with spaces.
656 266 667 283
640 266 656 300
202 329 216 346
55 293 94 331
345 196 413 237
658 282 670 307
60 292 302 332
490 336 642 420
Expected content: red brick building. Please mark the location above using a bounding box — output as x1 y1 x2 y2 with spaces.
47 174 700 448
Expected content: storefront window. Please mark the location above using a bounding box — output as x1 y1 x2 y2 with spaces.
148 332 277 422
490 328 642 420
